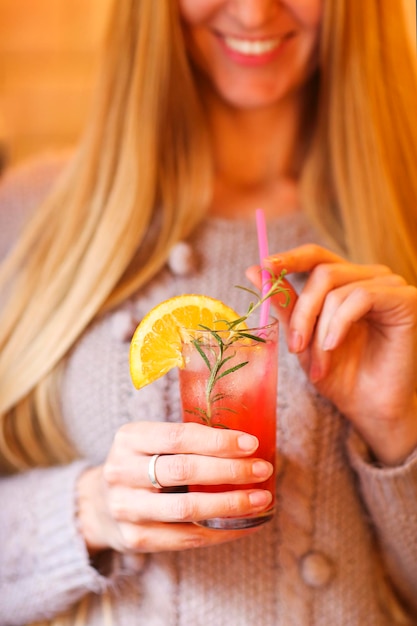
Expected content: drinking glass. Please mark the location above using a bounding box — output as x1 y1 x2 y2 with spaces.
179 318 278 529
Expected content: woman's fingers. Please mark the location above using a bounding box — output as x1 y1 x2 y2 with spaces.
249 244 417 465
79 442 285 555
258 244 410 352
103 422 270 491
104 420 275 542
117 520 257 553
266 243 346 272
107 485 273 526
104 452 273 489
290 266 393 347
301 273 408 352
305 279 417 383
314 277 413 351
246 245 382 336
111 422 259 457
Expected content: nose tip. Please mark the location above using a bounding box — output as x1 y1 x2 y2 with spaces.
228 0 279 30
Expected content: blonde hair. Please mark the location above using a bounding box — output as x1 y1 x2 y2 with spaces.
303 0 417 283
0 0 211 471
1 0 417 472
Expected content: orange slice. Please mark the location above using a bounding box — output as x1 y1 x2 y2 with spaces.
129 294 244 389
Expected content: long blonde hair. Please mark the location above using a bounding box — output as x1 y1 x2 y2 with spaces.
303 0 417 282
1 0 417 472
0 0 211 471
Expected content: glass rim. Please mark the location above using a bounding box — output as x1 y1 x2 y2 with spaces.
180 316 279 335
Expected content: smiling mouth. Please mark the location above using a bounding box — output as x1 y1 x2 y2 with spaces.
222 35 284 56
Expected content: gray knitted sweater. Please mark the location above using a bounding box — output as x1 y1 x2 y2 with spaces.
1 156 417 626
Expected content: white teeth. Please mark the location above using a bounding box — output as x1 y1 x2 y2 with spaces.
224 36 281 56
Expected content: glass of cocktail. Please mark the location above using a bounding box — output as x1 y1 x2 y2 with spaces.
179 317 278 530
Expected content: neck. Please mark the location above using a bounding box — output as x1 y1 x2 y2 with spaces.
201 82 313 219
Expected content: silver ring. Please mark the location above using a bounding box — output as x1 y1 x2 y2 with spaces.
148 454 163 489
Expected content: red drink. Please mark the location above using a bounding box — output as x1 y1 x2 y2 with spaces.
179 319 278 529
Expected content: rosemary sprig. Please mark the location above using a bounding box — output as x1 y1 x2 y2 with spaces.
185 269 289 427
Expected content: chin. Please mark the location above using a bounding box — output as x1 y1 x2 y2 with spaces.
219 89 287 111
211 74 294 111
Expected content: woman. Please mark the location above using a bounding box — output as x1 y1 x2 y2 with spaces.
1 1 417 624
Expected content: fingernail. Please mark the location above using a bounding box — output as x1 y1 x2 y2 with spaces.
252 461 272 478
238 434 258 451
322 333 336 351
249 491 272 507
289 330 303 353
266 255 283 265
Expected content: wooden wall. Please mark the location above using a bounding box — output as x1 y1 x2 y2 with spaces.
405 0 417 43
0 0 112 165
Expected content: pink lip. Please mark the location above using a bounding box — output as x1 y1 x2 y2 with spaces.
215 33 292 68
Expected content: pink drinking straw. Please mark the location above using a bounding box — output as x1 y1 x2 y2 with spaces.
255 208 271 328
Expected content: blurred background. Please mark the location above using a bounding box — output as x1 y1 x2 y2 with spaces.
0 0 415 170
0 0 112 168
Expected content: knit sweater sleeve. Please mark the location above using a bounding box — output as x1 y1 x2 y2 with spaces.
0 158 101 622
347 430 417 616
0 155 146 624
0 461 112 625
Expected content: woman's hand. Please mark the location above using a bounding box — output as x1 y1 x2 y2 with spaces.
247 244 417 465
76 422 273 555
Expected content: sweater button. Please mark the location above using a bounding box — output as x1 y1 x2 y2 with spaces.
168 242 197 276
111 308 138 342
300 551 334 588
